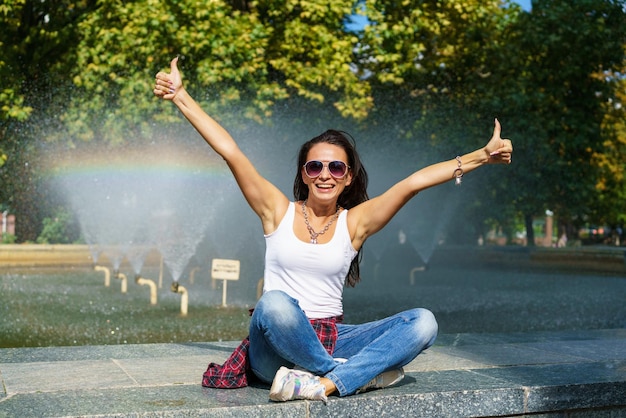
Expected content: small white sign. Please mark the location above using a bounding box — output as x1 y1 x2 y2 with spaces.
211 259 240 281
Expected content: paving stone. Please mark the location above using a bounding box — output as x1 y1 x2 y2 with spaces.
1 330 626 417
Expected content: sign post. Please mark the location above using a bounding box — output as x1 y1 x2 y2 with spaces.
211 258 240 307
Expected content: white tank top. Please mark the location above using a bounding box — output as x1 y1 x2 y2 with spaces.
263 202 357 319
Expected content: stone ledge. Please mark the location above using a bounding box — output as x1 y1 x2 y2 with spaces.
1 329 625 417
0 370 624 417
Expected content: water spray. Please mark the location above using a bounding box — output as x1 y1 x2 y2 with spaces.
373 263 381 282
158 254 164 289
114 271 128 294
135 275 158 305
189 266 200 285
256 278 264 300
94 265 111 287
170 281 188 315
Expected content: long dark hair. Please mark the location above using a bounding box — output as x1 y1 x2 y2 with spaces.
293 129 369 287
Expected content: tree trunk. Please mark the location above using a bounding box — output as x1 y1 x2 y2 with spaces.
525 213 535 247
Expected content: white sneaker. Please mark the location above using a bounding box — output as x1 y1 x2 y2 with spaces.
357 368 405 393
269 366 328 404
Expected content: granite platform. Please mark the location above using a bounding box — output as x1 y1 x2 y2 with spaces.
1 328 625 417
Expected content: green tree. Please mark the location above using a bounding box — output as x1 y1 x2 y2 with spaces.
2 0 372 242
594 73 626 228
0 0 34 167
60 0 370 147
499 0 626 244
0 0 98 241
355 0 522 242
352 0 625 245
3 0 625 247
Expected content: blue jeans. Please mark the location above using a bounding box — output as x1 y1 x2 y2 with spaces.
248 290 438 396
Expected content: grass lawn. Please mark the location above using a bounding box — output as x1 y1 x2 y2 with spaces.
0 267 251 348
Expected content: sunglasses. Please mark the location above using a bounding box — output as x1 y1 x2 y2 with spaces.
303 160 350 178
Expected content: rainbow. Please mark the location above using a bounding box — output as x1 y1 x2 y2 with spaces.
43 142 231 181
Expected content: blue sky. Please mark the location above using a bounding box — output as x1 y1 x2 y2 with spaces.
347 2 532 31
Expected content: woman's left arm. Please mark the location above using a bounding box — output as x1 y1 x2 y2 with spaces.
349 119 512 248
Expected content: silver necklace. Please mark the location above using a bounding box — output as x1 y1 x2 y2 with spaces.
301 200 340 244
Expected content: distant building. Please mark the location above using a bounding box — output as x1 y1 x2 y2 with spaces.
1 211 15 239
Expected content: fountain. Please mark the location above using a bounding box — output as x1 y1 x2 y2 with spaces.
359 144 460 285
8 113 604 362
49 141 241 313
125 244 158 304
42 124 463 316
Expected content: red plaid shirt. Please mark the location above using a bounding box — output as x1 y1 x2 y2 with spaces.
202 315 342 388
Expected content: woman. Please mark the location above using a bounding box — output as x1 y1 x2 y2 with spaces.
154 57 512 403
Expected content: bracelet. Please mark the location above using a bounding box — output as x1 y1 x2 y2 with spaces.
453 156 463 186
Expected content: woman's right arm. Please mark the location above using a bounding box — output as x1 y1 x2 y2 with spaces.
154 57 288 232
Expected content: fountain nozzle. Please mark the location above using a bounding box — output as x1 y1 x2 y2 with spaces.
409 265 428 286
170 281 188 316
113 271 128 294
136 274 157 305
94 265 111 287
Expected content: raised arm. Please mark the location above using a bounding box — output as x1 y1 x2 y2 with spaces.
349 119 512 250
153 57 288 233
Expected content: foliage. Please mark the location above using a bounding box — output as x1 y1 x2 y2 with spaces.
0 0 33 167
358 0 523 241
486 0 626 241
0 0 625 244
593 73 626 225
59 0 370 146
1 233 17 244
36 208 79 244
0 0 97 148
0 0 99 241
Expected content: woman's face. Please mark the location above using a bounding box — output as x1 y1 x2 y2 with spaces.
301 143 352 204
